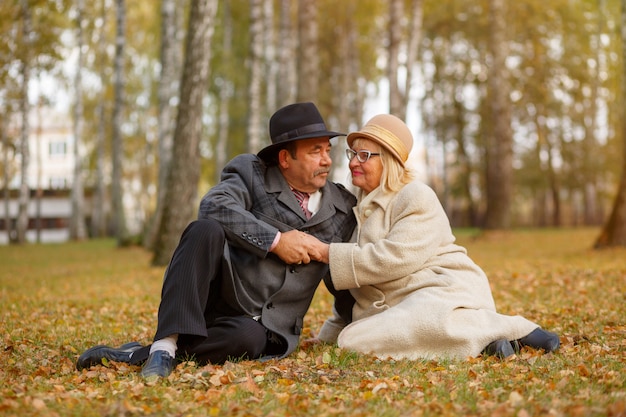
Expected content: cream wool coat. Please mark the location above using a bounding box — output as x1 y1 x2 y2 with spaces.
324 180 539 360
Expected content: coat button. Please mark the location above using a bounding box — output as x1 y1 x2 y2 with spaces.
364 209 372 217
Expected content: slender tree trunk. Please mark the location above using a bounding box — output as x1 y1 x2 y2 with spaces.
297 0 318 102
16 0 32 244
264 0 277 113
91 0 108 238
333 3 356 175
111 0 129 245
70 0 87 240
403 0 423 120
215 1 233 183
143 0 184 249
344 8 361 127
152 0 218 266
595 0 626 247
388 0 423 118
584 0 605 226
546 138 561 226
484 0 513 229
388 0 402 116
277 0 296 106
34 96 43 243
1 117 12 242
453 94 475 227
247 0 264 153
533 114 548 227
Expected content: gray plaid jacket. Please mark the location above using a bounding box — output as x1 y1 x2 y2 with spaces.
198 154 357 358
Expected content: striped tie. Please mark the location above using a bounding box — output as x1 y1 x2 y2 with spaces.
292 189 312 219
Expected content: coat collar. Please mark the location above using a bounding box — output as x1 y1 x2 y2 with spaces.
264 164 352 224
358 185 392 211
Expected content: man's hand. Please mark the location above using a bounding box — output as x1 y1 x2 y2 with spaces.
270 230 312 265
270 230 331 265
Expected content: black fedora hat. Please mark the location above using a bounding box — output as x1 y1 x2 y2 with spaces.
257 102 345 161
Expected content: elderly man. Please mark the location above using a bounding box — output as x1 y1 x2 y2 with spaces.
76 102 356 379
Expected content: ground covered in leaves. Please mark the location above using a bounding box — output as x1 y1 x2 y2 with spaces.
0 228 624 416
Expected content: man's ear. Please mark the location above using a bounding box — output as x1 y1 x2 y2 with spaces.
277 149 290 169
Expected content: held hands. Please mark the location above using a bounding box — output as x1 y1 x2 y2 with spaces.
270 230 330 265
301 233 330 264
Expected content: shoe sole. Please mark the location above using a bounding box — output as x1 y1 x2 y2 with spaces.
76 341 142 370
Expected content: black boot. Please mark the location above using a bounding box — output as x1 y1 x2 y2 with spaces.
482 339 515 359
517 328 560 353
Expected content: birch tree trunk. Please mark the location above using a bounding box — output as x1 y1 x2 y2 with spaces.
264 0 277 113
34 96 42 243
595 0 626 247
1 115 12 242
388 0 423 119
69 0 87 240
484 0 513 229
277 0 296 106
403 0 424 120
297 0 318 102
16 0 32 244
143 0 185 249
247 0 264 153
152 0 218 266
214 1 233 183
331 2 359 183
388 0 403 116
91 0 108 238
111 0 129 245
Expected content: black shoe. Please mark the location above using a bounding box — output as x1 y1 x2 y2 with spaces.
76 341 142 370
140 350 175 379
517 328 560 353
482 339 515 359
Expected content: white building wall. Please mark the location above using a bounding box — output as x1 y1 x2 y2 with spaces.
2 109 76 244
3 106 146 244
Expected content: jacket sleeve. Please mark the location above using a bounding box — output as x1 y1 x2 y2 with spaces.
198 154 280 258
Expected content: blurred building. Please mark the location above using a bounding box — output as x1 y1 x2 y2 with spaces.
0 107 82 244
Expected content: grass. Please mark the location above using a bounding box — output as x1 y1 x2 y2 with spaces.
0 228 625 416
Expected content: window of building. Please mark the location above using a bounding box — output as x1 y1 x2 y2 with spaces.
49 141 67 157
49 177 67 189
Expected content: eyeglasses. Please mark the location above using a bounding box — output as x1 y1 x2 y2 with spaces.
346 149 380 163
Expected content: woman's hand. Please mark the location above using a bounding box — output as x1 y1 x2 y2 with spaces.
300 233 330 264
299 337 323 350
270 230 312 265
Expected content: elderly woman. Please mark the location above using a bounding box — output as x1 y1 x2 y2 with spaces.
306 114 559 360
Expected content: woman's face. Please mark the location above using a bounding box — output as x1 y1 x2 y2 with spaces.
348 139 383 194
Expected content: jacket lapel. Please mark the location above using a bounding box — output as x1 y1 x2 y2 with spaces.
264 165 353 225
265 166 309 220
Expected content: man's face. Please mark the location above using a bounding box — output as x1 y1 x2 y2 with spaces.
278 137 333 193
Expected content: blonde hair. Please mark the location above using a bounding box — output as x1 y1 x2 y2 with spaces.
350 138 415 195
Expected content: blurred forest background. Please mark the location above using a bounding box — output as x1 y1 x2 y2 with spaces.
1 0 626 264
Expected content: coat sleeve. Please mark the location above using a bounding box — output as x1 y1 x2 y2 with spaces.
198 154 280 258
329 182 457 290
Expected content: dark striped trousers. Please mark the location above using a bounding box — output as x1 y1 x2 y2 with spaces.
130 219 277 365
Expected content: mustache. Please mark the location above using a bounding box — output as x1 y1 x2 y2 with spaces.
314 168 331 177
